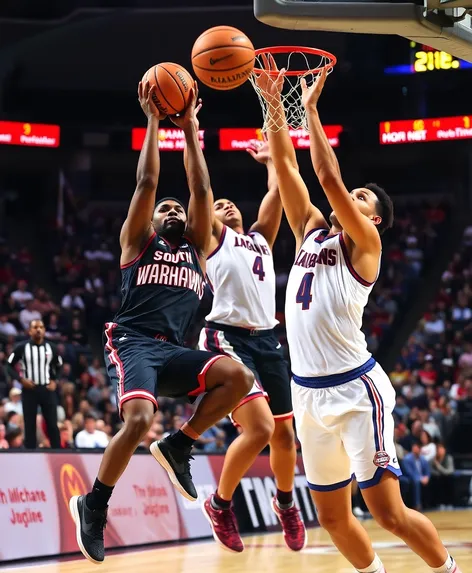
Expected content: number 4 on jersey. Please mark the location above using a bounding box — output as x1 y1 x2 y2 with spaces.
252 255 265 281
296 272 314 310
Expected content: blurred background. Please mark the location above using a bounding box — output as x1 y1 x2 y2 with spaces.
1 0 472 515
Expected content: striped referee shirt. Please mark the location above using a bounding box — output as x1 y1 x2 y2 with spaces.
7 340 63 386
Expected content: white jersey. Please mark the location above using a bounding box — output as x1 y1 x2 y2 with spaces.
205 225 277 329
286 228 378 378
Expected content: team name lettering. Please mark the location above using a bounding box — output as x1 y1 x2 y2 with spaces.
153 250 193 264
295 248 337 268
136 263 205 299
234 236 269 255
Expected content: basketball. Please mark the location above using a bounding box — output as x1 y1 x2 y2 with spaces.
191 26 255 91
142 62 194 115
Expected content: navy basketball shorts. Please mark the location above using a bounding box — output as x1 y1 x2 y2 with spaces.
104 322 224 418
198 321 292 422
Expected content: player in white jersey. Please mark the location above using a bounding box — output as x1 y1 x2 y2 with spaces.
184 114 305 552
256 61 461 573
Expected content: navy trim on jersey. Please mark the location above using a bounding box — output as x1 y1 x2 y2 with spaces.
314 229 341 243
358 466 402 490
207 225 227 260
120 232 157 269
339 233 374 287
292 357 376 388
303 227 327 243
308 474 354 492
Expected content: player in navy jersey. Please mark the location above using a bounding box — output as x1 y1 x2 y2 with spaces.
69 80 253 565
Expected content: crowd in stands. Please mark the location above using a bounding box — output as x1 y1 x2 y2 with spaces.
389 223 472 509
1 198 471 510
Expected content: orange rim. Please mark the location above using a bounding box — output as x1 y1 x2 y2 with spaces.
252 45 337 77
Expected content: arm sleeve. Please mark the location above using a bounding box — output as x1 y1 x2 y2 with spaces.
50 346 63 379
6 343 25 380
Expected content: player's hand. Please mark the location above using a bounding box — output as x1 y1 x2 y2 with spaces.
301 67 328 111
169 82 200 130
254 53 285 103
246 135 271 164
138 80 166 120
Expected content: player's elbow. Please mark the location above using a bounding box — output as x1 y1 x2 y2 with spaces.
136 175 158 192
317 170 340 191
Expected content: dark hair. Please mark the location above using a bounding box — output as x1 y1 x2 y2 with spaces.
154 197 187 212
364 183 394 235
84 412 97 422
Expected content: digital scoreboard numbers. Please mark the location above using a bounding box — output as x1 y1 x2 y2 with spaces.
380 115 472 144
384 41 472 74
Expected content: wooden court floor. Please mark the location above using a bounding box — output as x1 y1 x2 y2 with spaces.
5 511 472 573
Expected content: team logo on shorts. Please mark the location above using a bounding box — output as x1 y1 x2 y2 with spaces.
373 450 390 468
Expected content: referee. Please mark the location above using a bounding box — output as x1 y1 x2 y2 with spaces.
7 319 62 449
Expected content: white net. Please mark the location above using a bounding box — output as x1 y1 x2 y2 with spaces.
249 49 335 133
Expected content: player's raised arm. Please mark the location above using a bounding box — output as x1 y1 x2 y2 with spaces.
302 69 380 255
255 56 327 248
182 102 224 244
173 84 213 260
120 81 166 265
246 138 282 250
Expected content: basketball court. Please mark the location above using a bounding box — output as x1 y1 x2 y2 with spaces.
4 510 471 573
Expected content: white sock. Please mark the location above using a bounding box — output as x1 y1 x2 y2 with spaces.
357 554 384 572
431 553 456 572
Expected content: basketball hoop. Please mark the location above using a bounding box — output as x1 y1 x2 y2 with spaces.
249 46 337 133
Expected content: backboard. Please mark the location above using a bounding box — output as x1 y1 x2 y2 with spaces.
254 0 472 62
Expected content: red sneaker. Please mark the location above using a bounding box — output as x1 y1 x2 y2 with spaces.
272 497 307 551
202 495 244 553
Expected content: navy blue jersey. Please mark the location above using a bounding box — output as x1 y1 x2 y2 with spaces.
113 232 205 345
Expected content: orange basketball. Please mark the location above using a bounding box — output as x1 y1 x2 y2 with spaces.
142 62 194 115
191 26 255 91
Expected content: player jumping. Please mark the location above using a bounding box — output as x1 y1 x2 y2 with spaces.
257 57 461 573
69 80 253 565
186 118 305 552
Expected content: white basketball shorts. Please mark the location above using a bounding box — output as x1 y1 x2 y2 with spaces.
292 360 402 491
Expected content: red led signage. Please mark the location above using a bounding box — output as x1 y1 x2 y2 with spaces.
380 116 472 144
131 127 205 151
0 121 60 147
219 126 343 151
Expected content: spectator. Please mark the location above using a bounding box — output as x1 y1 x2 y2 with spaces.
430 443 455 509
10 280 33 307
19 300 42 332
61 288 85 311
75 413 109 448
4 387 23 415
0 423 9 448
6 426 24 449
389 362 410 389
419 429 436 462
0 314 18 337
402 441 431 510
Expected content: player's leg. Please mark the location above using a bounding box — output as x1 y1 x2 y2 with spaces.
293 381 384 572
69 324 158 564
256 337 306 551
151 348 253 502
204 394 274 552
347 366 460 572
362 474 459 572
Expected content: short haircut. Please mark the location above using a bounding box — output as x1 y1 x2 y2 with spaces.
364 183 394 235
154 197 186 212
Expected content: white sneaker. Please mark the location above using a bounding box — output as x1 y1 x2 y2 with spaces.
353 506 365 519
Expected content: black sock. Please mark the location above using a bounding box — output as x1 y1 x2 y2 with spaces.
212 491 231 510
86 478 114 510
166 429 195 450
276 489 293 508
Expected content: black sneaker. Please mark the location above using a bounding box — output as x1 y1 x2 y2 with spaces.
150 438 197 501
69 494 107 564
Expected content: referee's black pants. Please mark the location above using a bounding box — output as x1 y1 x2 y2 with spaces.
22 386 61 449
